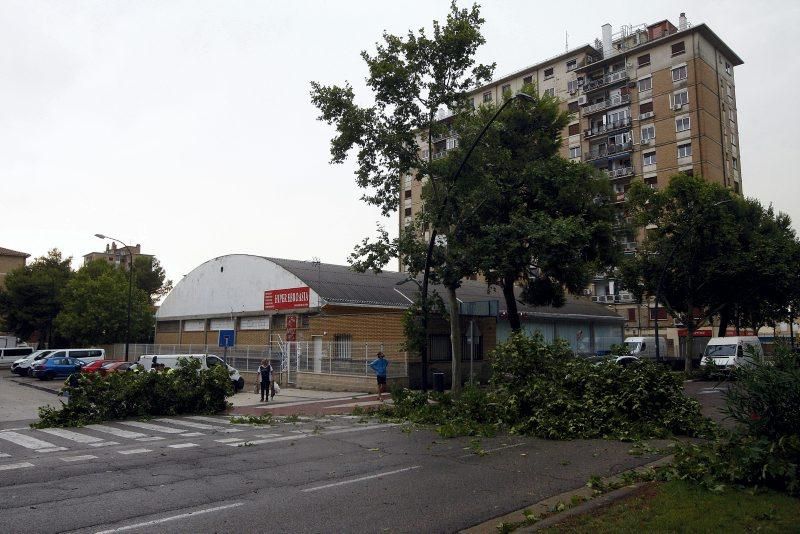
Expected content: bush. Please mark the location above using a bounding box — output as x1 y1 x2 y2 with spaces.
669 346 800 495
33 358 233 428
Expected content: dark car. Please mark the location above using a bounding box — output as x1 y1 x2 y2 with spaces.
32 356 86 380
99 361 133 375
81 359 124 374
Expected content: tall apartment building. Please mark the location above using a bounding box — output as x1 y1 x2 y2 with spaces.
399 13 743 338
83 242 152 271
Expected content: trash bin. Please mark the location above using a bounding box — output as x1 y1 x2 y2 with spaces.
433 372 445 393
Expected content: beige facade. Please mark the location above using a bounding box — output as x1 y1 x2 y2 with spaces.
83 242 152 271
0 247 29 290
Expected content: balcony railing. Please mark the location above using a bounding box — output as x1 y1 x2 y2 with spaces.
583 70 630 93
584 116 632 139
582 94 631 115
583 141 634 162
602 166 635 179
592 293 635 304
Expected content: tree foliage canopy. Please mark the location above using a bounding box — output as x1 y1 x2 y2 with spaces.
133 256 173 304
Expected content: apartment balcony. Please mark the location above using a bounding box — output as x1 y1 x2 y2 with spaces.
601 166 635 180
583 70 630 93
583 141 634 163
592 293 635 304
582 94 631 116
584 116 632 139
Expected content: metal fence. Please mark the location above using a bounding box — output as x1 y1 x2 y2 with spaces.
110 342 408 385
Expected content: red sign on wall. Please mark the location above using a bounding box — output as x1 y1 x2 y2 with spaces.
264 287 310 310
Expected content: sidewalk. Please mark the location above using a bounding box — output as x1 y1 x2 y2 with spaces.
227 387 392 417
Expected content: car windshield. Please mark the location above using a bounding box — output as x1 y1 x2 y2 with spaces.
624 342 640 352
705 344 737 357
101 362 117 369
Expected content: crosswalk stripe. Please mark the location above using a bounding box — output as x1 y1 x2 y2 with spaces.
0 462 34 471
181 432 204 437
186 416 234 425
38 428 105 444
230 434 308 446
118 448 152 455
119 421 189 434
0 431 61 451
214 438 243 444
254 433 280 438
90 441 120 447
0 453 10 458
60 455 97 462
156 418 242 433
37 447 68 453
168 443 198 449
87 424 147 440
135 436 165 442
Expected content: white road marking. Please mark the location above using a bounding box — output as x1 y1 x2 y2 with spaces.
0 431 62 451
458 442 524 459
180 432 204 437
322 424 396 435
185 416 235 425
87 424 147 440
117 448 152 455
119 421 188 434
38 427 105 444
61 455 97 462
254 433 280 438
135 437 165 442
37 447 68 453
90 441 120 447
302 465 421 492
0 427 28 432
0 462 34 471
214 438 243 444
94 502 244 534
0 453 10 458
168 443 199 449
156 418 241 433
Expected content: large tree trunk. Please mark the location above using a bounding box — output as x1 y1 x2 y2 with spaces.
447 285 463 395
717 304 731 337
502 278 521 333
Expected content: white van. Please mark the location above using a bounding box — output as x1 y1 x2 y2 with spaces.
623 337 667 360
0 346 34 367
11 348 105 376
138 354 245 392
700 336 763 369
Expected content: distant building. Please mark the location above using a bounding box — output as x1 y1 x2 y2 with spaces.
83 243 152 271
0 246 29 289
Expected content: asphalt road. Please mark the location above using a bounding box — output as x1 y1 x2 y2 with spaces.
0 414 667 533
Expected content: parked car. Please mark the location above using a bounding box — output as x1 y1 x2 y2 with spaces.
11 350 57 375
138 354 245 391
0 346 34 367
623 337 667 360
99 361 133 375
23 349 105 376
81 360 115 374
32 356 86 380
700 336 764 370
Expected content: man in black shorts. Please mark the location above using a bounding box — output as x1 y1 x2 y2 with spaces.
368 351 389 401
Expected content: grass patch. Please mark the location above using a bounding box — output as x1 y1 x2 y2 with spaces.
539 480 800 533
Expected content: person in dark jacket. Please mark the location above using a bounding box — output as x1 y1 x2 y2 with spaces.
257 359 273 402
368 351 389 401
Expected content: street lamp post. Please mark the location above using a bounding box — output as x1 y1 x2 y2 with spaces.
416 92 536 390
95 234 134 362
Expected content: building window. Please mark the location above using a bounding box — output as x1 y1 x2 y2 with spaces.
523 75 532 85
671 41 686 56
544 88 555 97
566 59 577 71
732 157 738 170
569 146 581 159
483 91 492 103
672 65 688 82
641 125 655 142
725 61 732 74
332 334 352 360
567 80 578 94
673 90 689 107
678 143 692 158
299 314 310 328
404 207 412 217
637 53 650 67
649 308 669 321
567 100 579 113
404 189 412 199
429 334 451 362
639 101 653 115
544 67 554 79
568 123 580 136
726 84 733 97
627 308 636 322
272 315 285 329
675 116 690 132
645 176 658 189
643 151 656 166
501 83 511 95
637 77 652 92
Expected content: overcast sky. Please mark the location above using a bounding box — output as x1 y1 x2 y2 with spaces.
2 0 797 286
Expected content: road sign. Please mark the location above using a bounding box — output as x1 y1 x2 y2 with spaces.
218 330 235 348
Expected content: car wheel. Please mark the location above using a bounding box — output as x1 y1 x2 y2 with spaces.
44 371 55 381
27 368 34 377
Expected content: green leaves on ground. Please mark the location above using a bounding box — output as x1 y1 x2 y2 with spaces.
33 358 232 428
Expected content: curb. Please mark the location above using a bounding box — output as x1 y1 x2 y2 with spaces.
7 376 61 396
460 455 674 533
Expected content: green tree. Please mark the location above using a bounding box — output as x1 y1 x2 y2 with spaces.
445 90 617 331
312 1 494 391
133 256 173 304
55 260 153 345
0 249 72 346
625 174 738 371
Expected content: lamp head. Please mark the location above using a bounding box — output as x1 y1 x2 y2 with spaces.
94 233 106 239
515 93 536 103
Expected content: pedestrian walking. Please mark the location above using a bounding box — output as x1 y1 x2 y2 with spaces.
257 359 273 402
368 351 389 401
